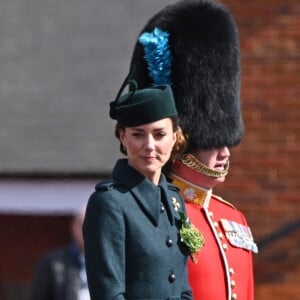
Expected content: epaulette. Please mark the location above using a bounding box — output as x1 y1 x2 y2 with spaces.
95 179 117 191
212 194 236 209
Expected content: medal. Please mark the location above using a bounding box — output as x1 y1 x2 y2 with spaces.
220 219 258 254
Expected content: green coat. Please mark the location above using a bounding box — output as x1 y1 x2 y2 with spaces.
83 159 193 300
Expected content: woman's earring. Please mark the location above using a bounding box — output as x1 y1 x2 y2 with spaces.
121 144 127 154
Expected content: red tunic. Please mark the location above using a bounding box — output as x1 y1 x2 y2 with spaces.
169 171 257 300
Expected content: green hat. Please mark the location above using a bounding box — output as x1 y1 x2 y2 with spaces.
109 78 177 127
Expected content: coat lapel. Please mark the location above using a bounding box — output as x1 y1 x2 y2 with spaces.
112 159 161 226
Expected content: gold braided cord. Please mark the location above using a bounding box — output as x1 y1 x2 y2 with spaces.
180 153 229 178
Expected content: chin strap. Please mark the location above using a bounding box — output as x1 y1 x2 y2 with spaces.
180 153 229 178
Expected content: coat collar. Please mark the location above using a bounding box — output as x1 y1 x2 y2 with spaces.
168 173 212 208
111 159 174 226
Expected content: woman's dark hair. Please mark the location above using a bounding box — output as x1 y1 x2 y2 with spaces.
114 116 187 160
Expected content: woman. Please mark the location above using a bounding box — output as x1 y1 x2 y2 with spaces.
83 79 193 300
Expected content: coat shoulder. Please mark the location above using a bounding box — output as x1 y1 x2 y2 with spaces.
95 179 118 191
212 193 236 209
88 179 128 210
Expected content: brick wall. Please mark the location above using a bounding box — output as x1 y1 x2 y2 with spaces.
214 1 300 299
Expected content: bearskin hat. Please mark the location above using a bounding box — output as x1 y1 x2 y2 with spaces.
130 0 244 150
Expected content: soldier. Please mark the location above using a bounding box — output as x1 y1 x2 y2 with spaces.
129 0 258 299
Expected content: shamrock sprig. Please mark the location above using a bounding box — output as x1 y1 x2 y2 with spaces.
179 212 205 263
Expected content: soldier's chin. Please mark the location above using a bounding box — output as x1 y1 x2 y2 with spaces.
215 175 226 183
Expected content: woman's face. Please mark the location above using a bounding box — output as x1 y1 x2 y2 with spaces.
119 118 176 184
